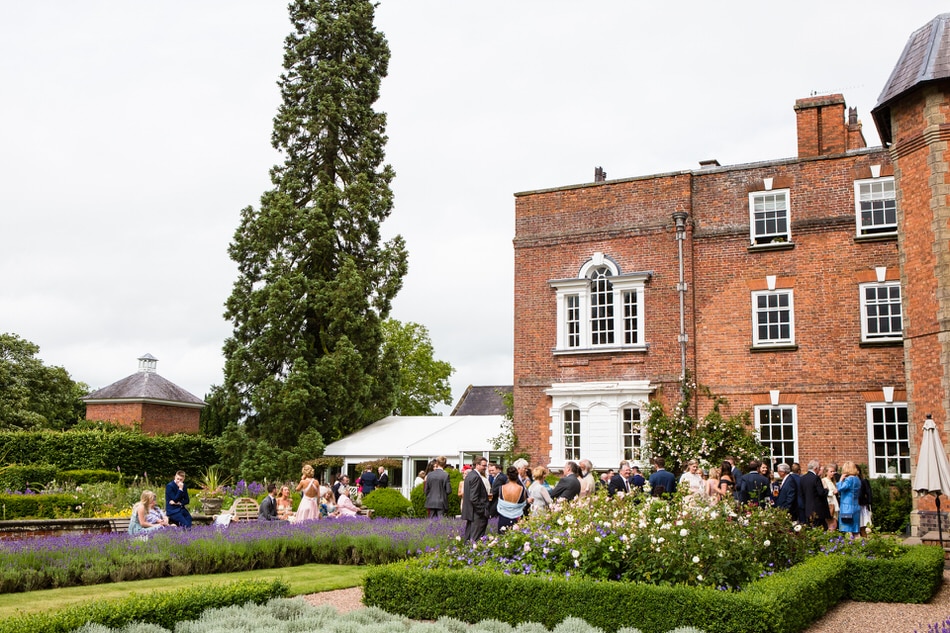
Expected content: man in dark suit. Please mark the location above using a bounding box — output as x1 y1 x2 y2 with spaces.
258 483 278 520
800 459 830 528
774 463 800 520
740 460 771 506
461 457 489 541
424 458 451 518
726 456 744 502
549 461 582 502
165 470 192 528
629 466 646 491
648 457 676 497
359 467 378 496
608 461 632 497
377 467 389 488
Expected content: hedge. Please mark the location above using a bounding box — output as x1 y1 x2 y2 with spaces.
0 492 89 520
0 464 59 492
364 545 943 633
0 430 218 482
0 579 288 633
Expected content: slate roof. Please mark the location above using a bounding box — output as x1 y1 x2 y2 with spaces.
449 385 512 416
83 371 205 406
873 13 950 144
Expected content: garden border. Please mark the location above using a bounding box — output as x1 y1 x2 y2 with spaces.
362 545 945 633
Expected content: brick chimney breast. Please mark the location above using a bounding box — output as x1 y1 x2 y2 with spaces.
794 94 847 158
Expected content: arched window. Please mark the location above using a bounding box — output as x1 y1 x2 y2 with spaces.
550 253 650 353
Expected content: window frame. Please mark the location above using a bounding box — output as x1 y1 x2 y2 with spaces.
753 405 798 467
563 408 581 461
854 177 897 237
620 406 644 463
751 289 795 347
551 263 650 354
866 402 910 478
859 281 903 343
749 188 791 245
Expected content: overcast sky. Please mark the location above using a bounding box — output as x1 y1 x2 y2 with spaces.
1 2 945 413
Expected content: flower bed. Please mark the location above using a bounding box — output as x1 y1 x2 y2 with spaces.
0 517 462 593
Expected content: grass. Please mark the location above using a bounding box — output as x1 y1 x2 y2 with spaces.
0 563 367 619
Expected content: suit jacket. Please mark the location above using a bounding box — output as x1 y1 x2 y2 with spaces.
801 470 830 525
608 473 631 496
164 480 190 518
775 473 800 518
378 472 389 488
258 494 278 521
740 472 771 505
423 468 451 511
359 471 378 494
461 469 489 521
648 469 676 496
549 473 581 501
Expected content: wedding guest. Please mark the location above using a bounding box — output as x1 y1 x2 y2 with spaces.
528 466 553 514
276 485 294 520
822 464 839 530
293 464 321 522
678 459 704 498
705 466 722 502
258 483 279 521
164 470 192 528
717 460 736 499
496 466 528 531
329 485 361 517
836 461 862 537
129 490 168 535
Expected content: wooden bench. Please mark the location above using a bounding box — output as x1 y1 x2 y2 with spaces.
109 517 131 533
223 497 260 522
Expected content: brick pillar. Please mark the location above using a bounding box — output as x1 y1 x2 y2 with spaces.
884 83 950 535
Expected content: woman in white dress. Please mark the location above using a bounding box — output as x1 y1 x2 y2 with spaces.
527 466 552 514
822 464 839 530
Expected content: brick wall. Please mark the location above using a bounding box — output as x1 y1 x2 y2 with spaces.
85 401 200 435
513 96 904 469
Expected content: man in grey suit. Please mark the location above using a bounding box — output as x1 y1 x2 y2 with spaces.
549 461 582 502
258 483 278 521
461 457 489 541
424 456 451 518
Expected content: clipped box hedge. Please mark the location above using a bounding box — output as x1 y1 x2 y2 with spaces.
0 464 59 492
364 545 944 633
0 579 288 633
0 492 89 520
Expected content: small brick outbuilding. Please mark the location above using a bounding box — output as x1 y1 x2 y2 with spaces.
82 354 205 435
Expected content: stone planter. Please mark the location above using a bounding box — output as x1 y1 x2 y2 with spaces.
200 497 224 515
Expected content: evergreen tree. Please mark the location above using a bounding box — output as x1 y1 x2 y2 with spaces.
222 0 407 448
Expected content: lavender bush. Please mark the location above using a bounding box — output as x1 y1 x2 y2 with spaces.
0 517 463 593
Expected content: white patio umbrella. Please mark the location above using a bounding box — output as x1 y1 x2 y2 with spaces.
913 414 950 547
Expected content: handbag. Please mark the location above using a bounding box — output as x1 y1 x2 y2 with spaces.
840 512 853 521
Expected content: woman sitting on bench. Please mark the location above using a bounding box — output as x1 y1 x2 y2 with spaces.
129 490 169 534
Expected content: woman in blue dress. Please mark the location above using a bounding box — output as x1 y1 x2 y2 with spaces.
129 490 169 535
836 461 862 536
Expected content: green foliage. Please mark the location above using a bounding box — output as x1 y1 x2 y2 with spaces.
0 463 59 491
0 429 217 482
221 0 407 448
366 554 854 633
0 491 92 519
868 475 912 533
362 487 412 518
59 469 122 486
844 540 944 603
382 319 454 416
214 424 325 483
0 580 288 633
0 333 88 431
645 379 765 475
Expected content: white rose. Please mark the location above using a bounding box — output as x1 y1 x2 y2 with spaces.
692 555 700 563
680 529 689 537
571 549 580 559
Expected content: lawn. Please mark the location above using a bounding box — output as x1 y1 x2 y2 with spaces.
0 563 365 618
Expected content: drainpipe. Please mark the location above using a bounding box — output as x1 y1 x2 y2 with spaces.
672 212 689 394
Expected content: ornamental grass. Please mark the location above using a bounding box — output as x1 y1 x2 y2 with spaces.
0 517 462 594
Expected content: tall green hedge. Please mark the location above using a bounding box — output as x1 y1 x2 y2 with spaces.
0 430 218 481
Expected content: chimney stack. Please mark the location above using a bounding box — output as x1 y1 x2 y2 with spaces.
793 94 865 158
594 166 606 182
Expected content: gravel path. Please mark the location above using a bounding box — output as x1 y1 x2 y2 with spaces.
303 571 950 632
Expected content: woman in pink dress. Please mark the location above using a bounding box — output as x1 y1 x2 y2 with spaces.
329 485 360 517
293 464 321 522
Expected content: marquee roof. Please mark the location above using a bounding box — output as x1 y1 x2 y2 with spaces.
323 414 506 459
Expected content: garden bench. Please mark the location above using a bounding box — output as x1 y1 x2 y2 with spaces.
109 517 131 533
223 497 260 522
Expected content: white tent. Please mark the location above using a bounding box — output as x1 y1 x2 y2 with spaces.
323 415 507 498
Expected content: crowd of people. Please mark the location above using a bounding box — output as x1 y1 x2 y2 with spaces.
413 454 875 542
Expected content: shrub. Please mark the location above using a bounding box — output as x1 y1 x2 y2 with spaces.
362 488 412 518
60 469 123 486
845 541 944 603
0 464 59 492
0 579 288 633
411 469 463 518
868 476 912 533
0 491 91 519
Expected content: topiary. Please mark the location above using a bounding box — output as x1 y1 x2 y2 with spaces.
361 487 412 518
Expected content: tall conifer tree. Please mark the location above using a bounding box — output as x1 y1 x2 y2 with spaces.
222 0 406 447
